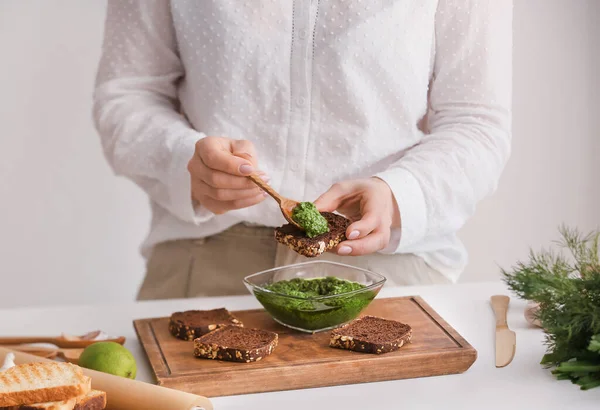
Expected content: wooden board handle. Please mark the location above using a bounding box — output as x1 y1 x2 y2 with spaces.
490 295 510 328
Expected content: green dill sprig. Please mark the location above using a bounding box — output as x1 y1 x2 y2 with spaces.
501 225 600 390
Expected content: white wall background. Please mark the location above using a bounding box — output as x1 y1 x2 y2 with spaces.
0 0 598 308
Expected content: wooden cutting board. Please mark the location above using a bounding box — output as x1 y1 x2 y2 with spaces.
134 296 477 397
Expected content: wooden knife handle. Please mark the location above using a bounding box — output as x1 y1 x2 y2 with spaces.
0 337 57 345
2 346 58 360
0 336 126 348
490 295 510 327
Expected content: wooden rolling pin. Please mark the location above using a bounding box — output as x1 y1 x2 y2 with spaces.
0 347 212 410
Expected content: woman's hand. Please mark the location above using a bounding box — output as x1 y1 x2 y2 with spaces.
314 178 401 256
188 136 268 214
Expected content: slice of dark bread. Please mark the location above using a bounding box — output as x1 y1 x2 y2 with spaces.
274 212 350 257
73 390 106 410
169 308 243 341
193 326 278 363
329 315 412 354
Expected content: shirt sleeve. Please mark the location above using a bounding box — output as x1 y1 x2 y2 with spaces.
92 0 213 224
376 0 513 252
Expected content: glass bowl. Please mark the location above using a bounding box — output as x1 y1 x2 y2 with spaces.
243 261 386 333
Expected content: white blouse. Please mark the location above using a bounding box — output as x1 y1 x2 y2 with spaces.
93 0 513 282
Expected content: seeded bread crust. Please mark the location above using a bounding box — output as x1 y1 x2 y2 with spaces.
274 212 350 257
168 308 243 341
329 316 413 354
193 327 278 363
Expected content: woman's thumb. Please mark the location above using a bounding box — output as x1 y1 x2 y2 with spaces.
314 183 347 212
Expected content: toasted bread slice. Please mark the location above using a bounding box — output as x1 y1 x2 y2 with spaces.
10 396 77 410
0 363 91 407
2 389 107 410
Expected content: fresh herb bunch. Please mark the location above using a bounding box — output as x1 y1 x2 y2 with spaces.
502 226 600 390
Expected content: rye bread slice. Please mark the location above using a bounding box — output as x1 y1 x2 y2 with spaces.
73 390 106 410
274 212 350 257
169 308 243 341
193 326 278 363
329 315 412 354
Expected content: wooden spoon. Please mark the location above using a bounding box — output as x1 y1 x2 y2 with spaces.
0 331 126 349
247 173 304 230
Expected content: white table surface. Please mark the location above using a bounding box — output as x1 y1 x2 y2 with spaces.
1 281 599 410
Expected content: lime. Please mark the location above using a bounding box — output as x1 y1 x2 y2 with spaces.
78 342 137 379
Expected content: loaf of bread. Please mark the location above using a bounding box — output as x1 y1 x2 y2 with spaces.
169 308 243 341
329 316 412 354
275 212 350 257
193 326 278 363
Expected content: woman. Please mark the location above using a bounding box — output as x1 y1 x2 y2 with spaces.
93 0 512 299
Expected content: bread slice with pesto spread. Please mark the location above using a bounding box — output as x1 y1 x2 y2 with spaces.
274 212 350 257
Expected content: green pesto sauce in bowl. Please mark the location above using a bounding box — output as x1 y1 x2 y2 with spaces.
291 202 329 238
254 277 376 332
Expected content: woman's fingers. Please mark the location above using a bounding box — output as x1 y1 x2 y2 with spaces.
189 159 269 189
193 180 264 202
336 227 391 256
344 207 381 240
195 137 256 176
313 182 352 212
199 193 266 215
338 206 392 255
230 139 259 168
189 136 269 214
